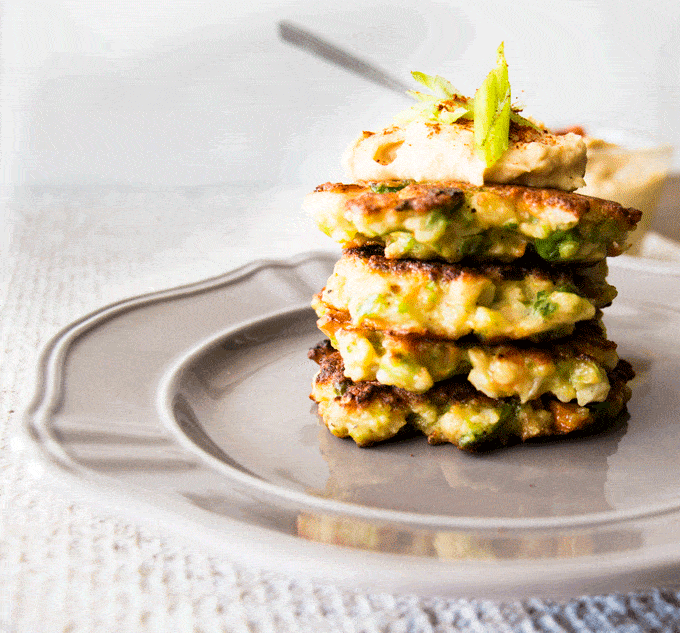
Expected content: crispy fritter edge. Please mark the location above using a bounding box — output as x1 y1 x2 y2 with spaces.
312 181 641 229
308 341 634 452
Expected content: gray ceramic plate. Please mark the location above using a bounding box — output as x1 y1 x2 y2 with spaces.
24 252 680 599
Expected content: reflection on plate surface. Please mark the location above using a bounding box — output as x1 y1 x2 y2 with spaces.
24 253 680 599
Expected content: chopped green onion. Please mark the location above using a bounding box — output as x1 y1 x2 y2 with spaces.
473 43 511 167
534 229 580 261
355 294 388 322
533 290 558 318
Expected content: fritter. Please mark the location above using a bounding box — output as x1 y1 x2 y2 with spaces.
305 181 641 262
314 246 616 342
308 343 634 452
315 317 618 404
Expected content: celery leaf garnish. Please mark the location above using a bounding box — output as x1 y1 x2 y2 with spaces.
397 43 544 167
411 72 460 99
473 42 511 166
394 71 472 126
510 110 542 131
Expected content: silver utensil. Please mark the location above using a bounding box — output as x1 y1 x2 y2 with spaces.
278 20 411 96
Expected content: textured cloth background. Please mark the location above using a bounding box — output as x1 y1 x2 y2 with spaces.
2 186 680 633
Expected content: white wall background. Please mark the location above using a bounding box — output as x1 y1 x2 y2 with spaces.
2 0 679 187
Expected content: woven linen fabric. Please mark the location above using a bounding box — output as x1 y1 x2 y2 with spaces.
3 187 680 633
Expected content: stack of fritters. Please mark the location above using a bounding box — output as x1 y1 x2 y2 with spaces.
306 180 640 452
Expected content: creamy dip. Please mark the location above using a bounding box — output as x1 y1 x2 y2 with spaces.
342 119 587 191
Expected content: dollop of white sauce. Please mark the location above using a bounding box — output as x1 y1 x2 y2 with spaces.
343 120 587 191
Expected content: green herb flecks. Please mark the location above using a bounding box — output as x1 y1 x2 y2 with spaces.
459 234 487 258
534 229 581 261
456 401 517 450
355 294 389 323
533 290 559 318
369 180 413 194
333 379 350 397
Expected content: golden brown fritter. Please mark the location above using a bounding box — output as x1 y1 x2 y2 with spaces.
309 342 634 452
316 314 618 402
305 180 641 262
314 246 616 342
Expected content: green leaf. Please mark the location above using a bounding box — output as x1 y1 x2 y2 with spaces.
411 71 460 99
405 90 438 103
439 106 470 125
396 71 472 126
473 42 512 167
398 43 537 165
510 110 542 131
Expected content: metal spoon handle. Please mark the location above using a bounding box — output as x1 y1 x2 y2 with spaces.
278 20 410 95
